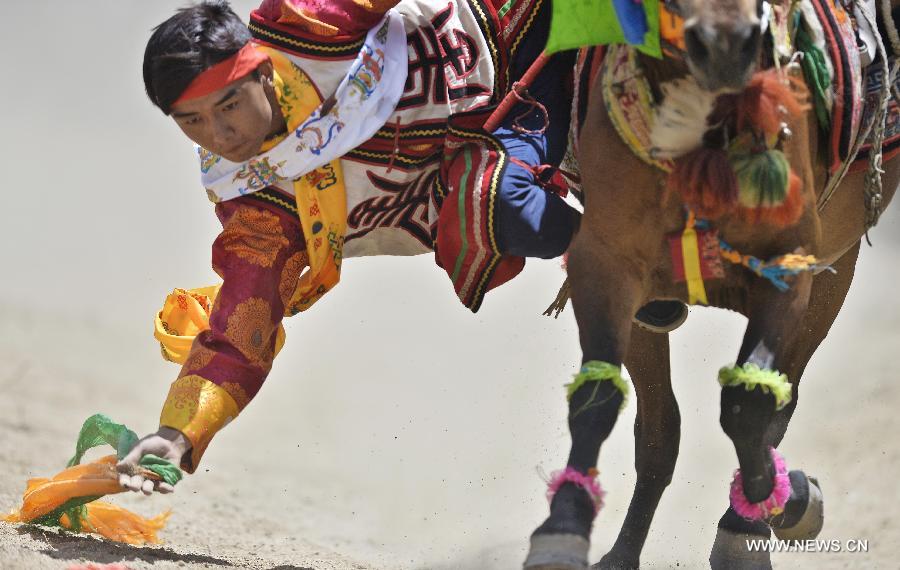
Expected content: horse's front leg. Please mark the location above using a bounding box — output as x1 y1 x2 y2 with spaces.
710 259 814 569
524 211 654 569
522 74 676 568
711 241 862 568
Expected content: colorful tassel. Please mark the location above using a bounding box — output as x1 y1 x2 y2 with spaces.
566 361 629 408
728 129 805 227
668 147 739 219
666 70 809 226
546 467 606 516
728 134 806 227
795 23 832 130
718 242 826 292
735 70 808 136
650 77 718 159
718 363 793 410
737 168 805 227
732 144 790 207
729 447 792 520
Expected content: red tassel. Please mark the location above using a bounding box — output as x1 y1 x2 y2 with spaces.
737 169 805 227
735 70 809 136
668 147 739 219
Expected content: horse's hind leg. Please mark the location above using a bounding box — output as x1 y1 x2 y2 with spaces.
711 242 861 568
595 326 680 570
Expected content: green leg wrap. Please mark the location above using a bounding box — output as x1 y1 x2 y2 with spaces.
566 361 629 411
718 363 793 410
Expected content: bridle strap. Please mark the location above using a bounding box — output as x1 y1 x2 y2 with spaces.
664 0 768 18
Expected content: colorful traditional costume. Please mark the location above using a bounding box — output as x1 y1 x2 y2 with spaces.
155 0 578 471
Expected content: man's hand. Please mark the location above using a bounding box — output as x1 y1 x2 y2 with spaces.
116 426 191 495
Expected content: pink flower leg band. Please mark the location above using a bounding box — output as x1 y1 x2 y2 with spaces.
546 467 606 516
729 447 792 520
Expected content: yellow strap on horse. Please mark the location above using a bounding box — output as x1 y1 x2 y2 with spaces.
681 212 709 305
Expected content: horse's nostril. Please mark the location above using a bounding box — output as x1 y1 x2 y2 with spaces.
684 26 709 63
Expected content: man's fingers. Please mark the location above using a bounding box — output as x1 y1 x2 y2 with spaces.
126 474 144 492
114 433 184 495
120 469 176 495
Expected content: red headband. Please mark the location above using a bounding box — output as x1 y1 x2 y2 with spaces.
173 43 270 106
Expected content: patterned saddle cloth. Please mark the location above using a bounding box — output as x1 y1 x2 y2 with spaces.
740 0 899 176
806 0 864 176
851 4 900 172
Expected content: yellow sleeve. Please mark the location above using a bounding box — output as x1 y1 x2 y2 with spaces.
160 375 239 473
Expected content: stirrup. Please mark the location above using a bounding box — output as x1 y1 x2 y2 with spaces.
634 300 689 333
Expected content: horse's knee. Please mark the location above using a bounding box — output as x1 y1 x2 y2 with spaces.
635 445 678 489
634 418 680 487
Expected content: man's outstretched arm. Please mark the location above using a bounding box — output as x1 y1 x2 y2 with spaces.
118 196 307 493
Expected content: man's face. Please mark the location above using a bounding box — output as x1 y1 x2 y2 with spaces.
169 69 274 163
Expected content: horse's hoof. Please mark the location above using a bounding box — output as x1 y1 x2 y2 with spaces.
772 472 824 541
709 527 772 570
591 552 639 569
634 300 689 333
523 533 590 569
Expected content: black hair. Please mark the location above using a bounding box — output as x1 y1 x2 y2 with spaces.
143 0 252 114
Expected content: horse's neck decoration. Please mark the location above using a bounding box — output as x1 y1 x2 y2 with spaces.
602 41 809 227
599 0 875 230
594 4 846 309
650 77 719 160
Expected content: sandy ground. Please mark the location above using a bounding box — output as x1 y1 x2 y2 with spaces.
2 2 900 569
2 218 898 570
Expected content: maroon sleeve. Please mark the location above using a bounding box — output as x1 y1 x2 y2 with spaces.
254 0 400 36
176 197 309 411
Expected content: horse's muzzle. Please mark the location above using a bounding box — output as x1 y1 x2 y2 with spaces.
684 20 761 92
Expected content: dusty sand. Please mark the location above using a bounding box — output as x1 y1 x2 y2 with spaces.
4 226 899 570
2 2 899 569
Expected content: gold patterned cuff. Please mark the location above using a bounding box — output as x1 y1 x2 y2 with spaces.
159 375 239 473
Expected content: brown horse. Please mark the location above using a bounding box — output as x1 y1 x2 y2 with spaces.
523 0 899 568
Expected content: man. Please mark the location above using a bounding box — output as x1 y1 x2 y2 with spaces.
117 0 684 494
